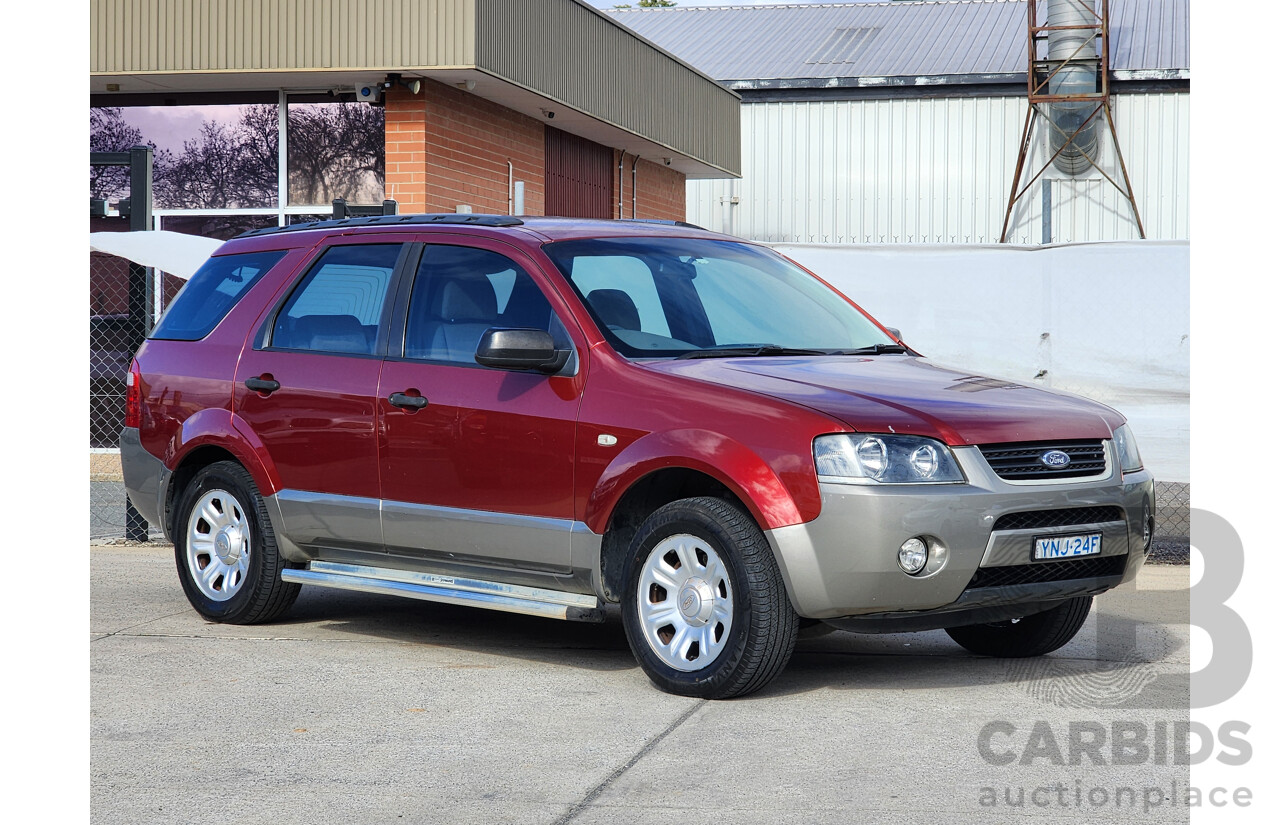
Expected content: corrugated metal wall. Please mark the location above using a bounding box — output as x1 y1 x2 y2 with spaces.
92 0 476 73
689 92 1188 244
476 0 741 178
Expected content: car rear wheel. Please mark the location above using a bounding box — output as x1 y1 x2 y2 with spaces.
174 461 300 624
945 596 1093 658
620 497 798 699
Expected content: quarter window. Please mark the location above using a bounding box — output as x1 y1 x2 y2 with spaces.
151 250 286 341
271 244 401 355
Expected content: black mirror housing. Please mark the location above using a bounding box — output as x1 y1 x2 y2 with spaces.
475 328 570 374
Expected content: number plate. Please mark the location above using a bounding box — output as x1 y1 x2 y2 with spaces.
1033 533 1102 560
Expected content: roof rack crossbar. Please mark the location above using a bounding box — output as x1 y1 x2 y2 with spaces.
619 218 707 231
236 213 525 238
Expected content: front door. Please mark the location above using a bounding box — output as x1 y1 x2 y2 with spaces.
378 238 585 572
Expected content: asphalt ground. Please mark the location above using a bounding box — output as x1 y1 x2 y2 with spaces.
92 544 1192 824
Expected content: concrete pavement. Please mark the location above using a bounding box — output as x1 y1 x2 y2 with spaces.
92 544 1191 824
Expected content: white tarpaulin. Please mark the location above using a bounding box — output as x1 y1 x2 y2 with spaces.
89 230 224 280
776 240 1190 482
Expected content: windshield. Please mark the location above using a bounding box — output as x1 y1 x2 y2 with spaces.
543 237 896 358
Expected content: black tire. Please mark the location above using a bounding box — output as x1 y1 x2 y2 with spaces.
945 596 1093 658
173 461 300 624
620 497 798 699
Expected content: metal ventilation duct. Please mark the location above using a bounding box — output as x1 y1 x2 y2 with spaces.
1046 0 1099 175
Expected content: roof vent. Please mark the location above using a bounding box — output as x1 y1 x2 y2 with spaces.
805 27 881 65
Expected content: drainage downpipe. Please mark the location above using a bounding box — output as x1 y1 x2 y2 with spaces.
1046 0 1100 175
618 151 625 219
631 155 640 218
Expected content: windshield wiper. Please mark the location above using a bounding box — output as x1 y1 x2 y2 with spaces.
674 344 828 360
833 343 910 355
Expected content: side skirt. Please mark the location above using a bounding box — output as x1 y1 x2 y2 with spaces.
281 560 604 622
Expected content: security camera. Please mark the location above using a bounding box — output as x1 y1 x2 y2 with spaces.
355 83 381 103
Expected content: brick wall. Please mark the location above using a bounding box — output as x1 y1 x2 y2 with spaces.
385 80 685 222
611 152 687 223
385 79 545 216
384 88 428 213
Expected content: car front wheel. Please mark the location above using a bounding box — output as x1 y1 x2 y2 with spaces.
173 460 300 624
620 497 798 699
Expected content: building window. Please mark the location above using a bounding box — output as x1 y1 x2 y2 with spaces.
286 102 385 207
89 104 280 209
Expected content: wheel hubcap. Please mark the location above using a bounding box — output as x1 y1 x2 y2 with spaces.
678 579 716 625
637 534 734 672
186 489 251 602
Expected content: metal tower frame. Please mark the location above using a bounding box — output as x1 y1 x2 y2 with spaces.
1000 0 1144 243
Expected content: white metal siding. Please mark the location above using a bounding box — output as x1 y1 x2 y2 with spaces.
690 92 1189 244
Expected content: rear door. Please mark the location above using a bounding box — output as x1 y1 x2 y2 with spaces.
234 237 411 553
378 237 586 572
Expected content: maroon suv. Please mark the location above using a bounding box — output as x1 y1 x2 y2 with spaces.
123 214 1154 698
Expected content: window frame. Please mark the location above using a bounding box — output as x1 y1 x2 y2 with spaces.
254 238 414 359
385 239 579 374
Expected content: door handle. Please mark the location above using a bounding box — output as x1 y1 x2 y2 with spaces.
389 391 429 410
245 376 281 394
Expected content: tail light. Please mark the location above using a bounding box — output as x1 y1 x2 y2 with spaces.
125 360 142 429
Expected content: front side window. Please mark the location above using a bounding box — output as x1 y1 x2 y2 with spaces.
151 250 286 341
270 244 401 355
543 238 895 358
403 245 569 364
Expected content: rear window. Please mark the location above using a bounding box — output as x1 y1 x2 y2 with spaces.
150 250 286 341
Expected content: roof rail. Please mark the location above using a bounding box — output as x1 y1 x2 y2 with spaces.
619 219 708 231
235 213 525 239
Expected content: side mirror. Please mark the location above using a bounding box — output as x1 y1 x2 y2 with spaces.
475 328 570 374
885 326 903 342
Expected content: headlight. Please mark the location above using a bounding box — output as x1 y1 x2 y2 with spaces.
814 434 965 484
1113 423 1144 474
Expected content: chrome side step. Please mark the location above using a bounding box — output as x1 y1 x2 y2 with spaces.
281 561 604 622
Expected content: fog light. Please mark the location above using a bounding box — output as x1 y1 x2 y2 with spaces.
898 537 928 574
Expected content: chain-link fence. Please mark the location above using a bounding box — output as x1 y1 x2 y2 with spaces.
90 235 158 542
1149 481 1190 564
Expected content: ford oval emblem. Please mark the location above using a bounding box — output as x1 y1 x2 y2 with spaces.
1040 449 1072 468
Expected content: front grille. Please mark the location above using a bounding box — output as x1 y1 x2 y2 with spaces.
966 555 1128 589
979 440 1107 481
992 506 1125 532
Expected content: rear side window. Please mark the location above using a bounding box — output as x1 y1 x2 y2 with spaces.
270 244 402 355
150 250 286 341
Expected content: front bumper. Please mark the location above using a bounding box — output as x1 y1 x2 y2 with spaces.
764 445 1154 623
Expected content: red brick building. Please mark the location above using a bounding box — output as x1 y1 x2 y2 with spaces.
384 79 687 220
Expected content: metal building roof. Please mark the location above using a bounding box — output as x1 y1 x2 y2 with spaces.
606 0 1188 85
